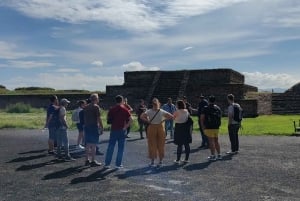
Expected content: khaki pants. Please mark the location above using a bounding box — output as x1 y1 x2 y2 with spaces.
147 124 165 160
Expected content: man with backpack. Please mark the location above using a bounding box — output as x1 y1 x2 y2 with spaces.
200 95 222 161
226 94 242 155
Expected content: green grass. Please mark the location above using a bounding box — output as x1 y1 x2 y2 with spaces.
0 110 298 136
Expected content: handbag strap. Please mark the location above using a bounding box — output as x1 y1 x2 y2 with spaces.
149 109 160 124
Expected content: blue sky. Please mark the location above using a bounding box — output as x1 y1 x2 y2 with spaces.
0 0 300 91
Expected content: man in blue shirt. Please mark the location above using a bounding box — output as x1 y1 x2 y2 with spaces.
162 98 176 139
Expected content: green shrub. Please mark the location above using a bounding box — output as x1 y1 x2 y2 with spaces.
5 103 32 113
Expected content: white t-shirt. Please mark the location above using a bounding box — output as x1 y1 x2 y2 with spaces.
173 109 189 123
145 109 169 124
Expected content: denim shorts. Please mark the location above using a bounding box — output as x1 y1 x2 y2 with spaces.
84 125 100 144
48 127 57 141
76 123 84 132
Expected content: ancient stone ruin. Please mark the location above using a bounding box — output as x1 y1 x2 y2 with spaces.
272 82 300 114
104 68 258 116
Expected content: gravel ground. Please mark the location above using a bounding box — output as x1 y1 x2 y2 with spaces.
0 129 299 201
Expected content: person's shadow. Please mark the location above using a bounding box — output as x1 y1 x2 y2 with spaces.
16 159 64 171
42 165 90 180
116 163 184 179
7 154 48 163
70 167 118 184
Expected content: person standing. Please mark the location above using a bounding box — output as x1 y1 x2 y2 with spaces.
173 100 193 164
104 95 133 169
162 98 176 139
197 95 209 149
83 93 104 166
123 98 133 138
57 98 75 161
136 99 147 139
201 95 222 161
44 95 59 155
72 100 86 149
227 94 241 154
182 96 193 115
140 98 173 167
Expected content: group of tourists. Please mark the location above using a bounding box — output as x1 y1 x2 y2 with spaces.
44 93 242 168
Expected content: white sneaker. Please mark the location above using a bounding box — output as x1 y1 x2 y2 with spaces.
174 159 180 164
208 155 216 161
78 144 85 149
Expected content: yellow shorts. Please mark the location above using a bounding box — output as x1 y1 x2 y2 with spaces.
204 129 219 138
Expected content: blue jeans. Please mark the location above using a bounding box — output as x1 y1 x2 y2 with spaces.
57 128 69 157
105 129 126 166
165 120 174 137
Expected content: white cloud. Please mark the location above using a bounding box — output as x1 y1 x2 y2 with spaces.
4 0 248 33
0 41 54 60
3 73 124 91
7 60 55 69
243 71 299 90
122 61 160 71
91 60 103 67
182 46 193 51
55 68 80 73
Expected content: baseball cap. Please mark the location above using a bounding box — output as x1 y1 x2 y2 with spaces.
60 98 70 105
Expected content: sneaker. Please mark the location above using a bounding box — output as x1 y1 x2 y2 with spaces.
48 150 55 155
234 151 239 154
125 135 130 138
157 161 163 167
116 165 124 169
226 151 233 155
149 161 155 167
217 155 222 160
84 160 90 166
104 165 111 169
90 160 102 167
64 156 76 161
78 144 85 149
182 159 189 163
56 155 63 160
208 155 216 161
174 159 180 164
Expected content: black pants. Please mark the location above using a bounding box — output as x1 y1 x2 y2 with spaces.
228 124 240 152
199 123 208 146
177 143 190 161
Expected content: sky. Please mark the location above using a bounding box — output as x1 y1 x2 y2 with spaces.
0 0 300 92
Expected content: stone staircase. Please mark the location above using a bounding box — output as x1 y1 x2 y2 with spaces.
147 71 186 104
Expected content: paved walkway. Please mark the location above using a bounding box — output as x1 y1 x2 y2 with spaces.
0 129 299 201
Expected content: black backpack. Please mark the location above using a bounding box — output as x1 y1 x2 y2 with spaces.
204 105 221 129
233 104 243 122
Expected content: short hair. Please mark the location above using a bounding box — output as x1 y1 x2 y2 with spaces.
152 98 160 107
78 100 86 106
115 95 123 103
227 94 234 101
208 95 216 103
49 95 58 103
90 93 99 101
176 100 186 109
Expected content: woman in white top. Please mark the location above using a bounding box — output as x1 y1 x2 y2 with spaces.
140 98 173 167
173 100 193 164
